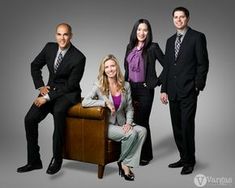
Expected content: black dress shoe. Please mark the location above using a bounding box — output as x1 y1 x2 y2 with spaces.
46 158 62 175
181 165 194 175
139 159 149 166
168 160 184 168
17 162 42 173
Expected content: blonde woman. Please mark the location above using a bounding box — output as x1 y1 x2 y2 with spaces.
82 54 146 181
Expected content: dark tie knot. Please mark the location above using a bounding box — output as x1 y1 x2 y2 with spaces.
177 34 182 40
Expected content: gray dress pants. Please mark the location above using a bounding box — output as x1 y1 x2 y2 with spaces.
108 124 147 167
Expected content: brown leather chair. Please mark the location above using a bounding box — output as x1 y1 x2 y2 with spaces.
63 102 121 178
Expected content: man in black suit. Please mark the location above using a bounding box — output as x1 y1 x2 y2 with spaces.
160 7 209 175
17 23 86 175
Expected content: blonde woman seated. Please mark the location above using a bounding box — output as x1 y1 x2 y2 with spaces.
82 54 146 181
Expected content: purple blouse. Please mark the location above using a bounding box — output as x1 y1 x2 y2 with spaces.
126 46 145 82
112 94 121 110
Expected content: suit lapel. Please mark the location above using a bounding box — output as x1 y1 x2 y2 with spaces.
143 53 148 79
48 44 58 73
170 35 177 62
108 92 114 105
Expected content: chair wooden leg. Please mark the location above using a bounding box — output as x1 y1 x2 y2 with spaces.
98 164 105 179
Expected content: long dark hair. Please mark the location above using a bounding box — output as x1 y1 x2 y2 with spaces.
128 18 153 52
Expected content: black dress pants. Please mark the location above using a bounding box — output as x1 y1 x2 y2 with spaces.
169 93 198 166
24 96 73 164
130 83 154 161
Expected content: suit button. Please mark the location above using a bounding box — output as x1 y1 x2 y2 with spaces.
174 76 177 78
174 63 176 66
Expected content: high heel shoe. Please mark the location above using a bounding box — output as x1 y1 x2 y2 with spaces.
129 169 135 178
117 162 123 176
117 162 134 181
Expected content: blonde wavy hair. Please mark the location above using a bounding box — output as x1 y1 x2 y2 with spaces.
97 54 125 96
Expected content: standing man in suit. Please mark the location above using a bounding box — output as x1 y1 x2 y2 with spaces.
160 7 209 175
17 23 86 175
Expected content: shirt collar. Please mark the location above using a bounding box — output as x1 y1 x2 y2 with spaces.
58 44 71 56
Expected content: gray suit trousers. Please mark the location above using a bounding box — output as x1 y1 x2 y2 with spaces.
108 124 147 167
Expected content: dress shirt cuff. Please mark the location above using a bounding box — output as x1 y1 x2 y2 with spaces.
43 94 50 101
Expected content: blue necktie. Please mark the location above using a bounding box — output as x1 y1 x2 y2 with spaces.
54 52 63 73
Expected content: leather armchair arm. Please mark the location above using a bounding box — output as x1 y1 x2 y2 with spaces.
67 102 107 120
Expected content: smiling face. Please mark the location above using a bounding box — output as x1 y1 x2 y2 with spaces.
173 10 189 31
55 24 72 50
136 23 148 43
104 59 117 79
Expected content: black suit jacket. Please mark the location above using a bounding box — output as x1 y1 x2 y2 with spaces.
31 42 86 104
161 27 209 100
124 42 164 89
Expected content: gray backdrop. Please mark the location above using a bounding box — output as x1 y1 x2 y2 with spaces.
0 0 234 187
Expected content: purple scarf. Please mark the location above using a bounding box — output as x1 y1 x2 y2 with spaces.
126 46 145 82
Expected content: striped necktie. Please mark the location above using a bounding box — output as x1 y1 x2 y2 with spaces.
175 34 182 59
54 52 63 73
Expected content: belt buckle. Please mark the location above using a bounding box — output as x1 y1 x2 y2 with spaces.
143 83 147 87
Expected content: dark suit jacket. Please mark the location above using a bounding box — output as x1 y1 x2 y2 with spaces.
31 42 86 104
124 42 164 89
161 27 209 100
